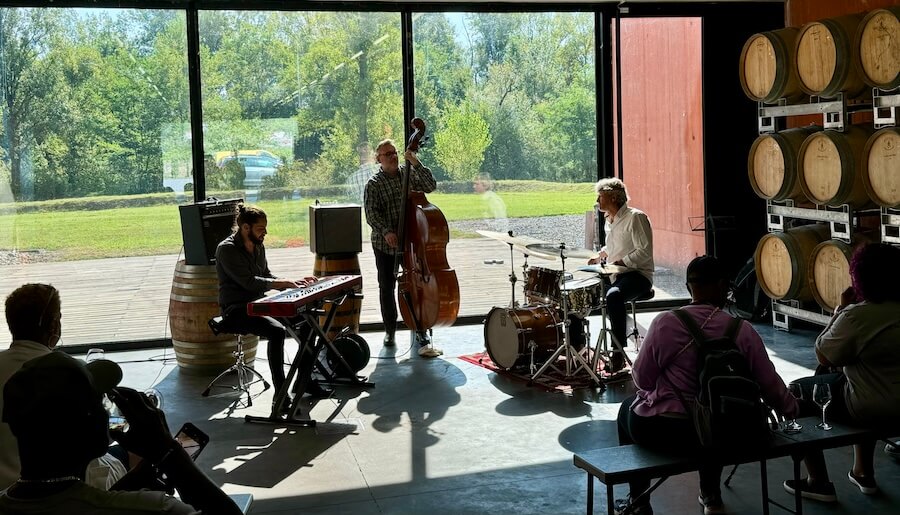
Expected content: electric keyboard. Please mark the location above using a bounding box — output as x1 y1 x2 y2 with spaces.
247 275 362 317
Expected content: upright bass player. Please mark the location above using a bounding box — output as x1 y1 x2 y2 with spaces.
363 136 437 347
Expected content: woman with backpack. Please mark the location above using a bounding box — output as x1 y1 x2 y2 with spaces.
783 243 900 502
614 256 798 515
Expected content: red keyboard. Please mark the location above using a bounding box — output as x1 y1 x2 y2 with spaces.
247 275 362 317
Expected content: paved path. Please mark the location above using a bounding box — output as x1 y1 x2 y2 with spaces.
0 238 677 348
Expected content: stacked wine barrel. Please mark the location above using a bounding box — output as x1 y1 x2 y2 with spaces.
742 8 899 317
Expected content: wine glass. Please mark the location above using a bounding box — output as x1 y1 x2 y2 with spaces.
813 383 833 430
784 383 803 433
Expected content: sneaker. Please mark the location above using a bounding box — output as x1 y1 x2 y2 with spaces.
783 478 837 502
613 496 653 515
698 493 726 514
383 333 396 347
847 471 878 495
884 441 900 458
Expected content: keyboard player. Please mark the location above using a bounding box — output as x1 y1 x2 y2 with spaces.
215 204 332 405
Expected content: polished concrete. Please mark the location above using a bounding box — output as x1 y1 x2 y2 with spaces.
103 314 900 514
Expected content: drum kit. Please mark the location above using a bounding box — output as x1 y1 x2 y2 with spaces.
478 230 630 385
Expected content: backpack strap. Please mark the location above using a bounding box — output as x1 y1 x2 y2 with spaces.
671 308 709 347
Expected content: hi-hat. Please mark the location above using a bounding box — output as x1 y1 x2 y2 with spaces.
476 229 547 248
525 243 598 260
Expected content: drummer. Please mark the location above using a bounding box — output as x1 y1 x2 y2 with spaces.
587 178 654 374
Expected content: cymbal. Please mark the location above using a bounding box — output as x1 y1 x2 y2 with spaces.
476 229 545 247
577 264 629 276
512 245 556 261
525 243 599 260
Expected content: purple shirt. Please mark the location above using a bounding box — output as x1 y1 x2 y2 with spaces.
632 304 798 419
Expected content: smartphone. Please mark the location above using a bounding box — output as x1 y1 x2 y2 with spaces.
174 422 209 461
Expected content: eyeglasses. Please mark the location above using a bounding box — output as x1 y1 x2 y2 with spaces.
379 151 398 158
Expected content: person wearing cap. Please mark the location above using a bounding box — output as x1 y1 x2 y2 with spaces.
613 255 798 515
216 204 330 402
0 351 242 514
587 177 654 373
0 284 127 491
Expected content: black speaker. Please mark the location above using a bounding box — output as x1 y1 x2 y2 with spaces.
179 198 243 265
309 204 362 255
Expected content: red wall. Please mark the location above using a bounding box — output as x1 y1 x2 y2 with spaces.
614 18 706 272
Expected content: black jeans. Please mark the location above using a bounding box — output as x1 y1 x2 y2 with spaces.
617 395 722 503
605 271 652 350
222 308 315 395
374 248 398 335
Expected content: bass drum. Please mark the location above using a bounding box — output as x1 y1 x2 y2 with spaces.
484 305 562 370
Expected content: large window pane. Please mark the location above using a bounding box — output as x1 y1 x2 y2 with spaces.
0 8 190 347
414 12 598 317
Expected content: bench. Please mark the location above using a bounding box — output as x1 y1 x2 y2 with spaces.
573 417 874 515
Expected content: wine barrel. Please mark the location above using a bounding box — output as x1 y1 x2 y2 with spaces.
313 253 363 341
740 28 805 103
857 7 900 90
755 224 831 302
795 14 867 99
862 127 900 208
169 260 258 375
748 126 821 201
809 236 869 313
798 126 875 208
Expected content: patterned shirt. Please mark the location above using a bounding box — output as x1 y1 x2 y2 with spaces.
364 163 437 255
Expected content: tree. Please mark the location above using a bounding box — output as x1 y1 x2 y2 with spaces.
433 104 490 181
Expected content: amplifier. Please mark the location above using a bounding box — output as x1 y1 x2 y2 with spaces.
309 204 362 255
179 198 243 265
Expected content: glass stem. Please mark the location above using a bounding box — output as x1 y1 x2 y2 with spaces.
821 407 827 426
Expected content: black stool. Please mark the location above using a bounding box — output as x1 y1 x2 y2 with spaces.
627 288 655 351
202 316 270 407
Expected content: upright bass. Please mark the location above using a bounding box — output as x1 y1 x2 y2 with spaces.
393 118 460 331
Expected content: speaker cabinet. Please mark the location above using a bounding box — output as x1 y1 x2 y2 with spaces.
309 204 362 255
179 199 242 265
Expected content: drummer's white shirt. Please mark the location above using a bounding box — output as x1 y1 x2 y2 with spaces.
601 203 654 283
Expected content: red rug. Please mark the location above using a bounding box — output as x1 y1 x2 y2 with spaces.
459 351 609 394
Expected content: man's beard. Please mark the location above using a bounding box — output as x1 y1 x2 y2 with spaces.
249 233 265 246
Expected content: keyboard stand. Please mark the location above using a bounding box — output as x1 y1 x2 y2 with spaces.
245 293 374 427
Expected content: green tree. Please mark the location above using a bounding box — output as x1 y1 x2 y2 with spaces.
433 105 490 181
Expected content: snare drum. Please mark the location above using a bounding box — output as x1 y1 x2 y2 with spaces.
524 267 570 304
484 305 562 369
560 277 603 316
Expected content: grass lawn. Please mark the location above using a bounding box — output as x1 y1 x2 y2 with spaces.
0 182 596 261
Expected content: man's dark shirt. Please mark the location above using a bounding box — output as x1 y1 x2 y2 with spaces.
215 232 277 315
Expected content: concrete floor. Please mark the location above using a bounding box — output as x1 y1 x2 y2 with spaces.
102 314 900 514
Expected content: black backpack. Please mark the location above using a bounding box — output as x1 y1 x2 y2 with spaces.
670 309 771 451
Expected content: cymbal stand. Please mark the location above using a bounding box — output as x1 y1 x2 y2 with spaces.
591 277 634 374
504 240 519 308
530 244 601 384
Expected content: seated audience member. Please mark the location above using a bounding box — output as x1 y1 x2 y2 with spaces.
783 243 900 501
0 352 241 514
0 283 126 491
615 256 797 515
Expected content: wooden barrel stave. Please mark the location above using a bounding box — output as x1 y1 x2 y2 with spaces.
857 7 900 91
799 126 875 208
313 253 363 341
740 28 805 103
755 224 831 302
749 126 821 201
796 14 867 99
863 127 900 208
168 260 259 375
